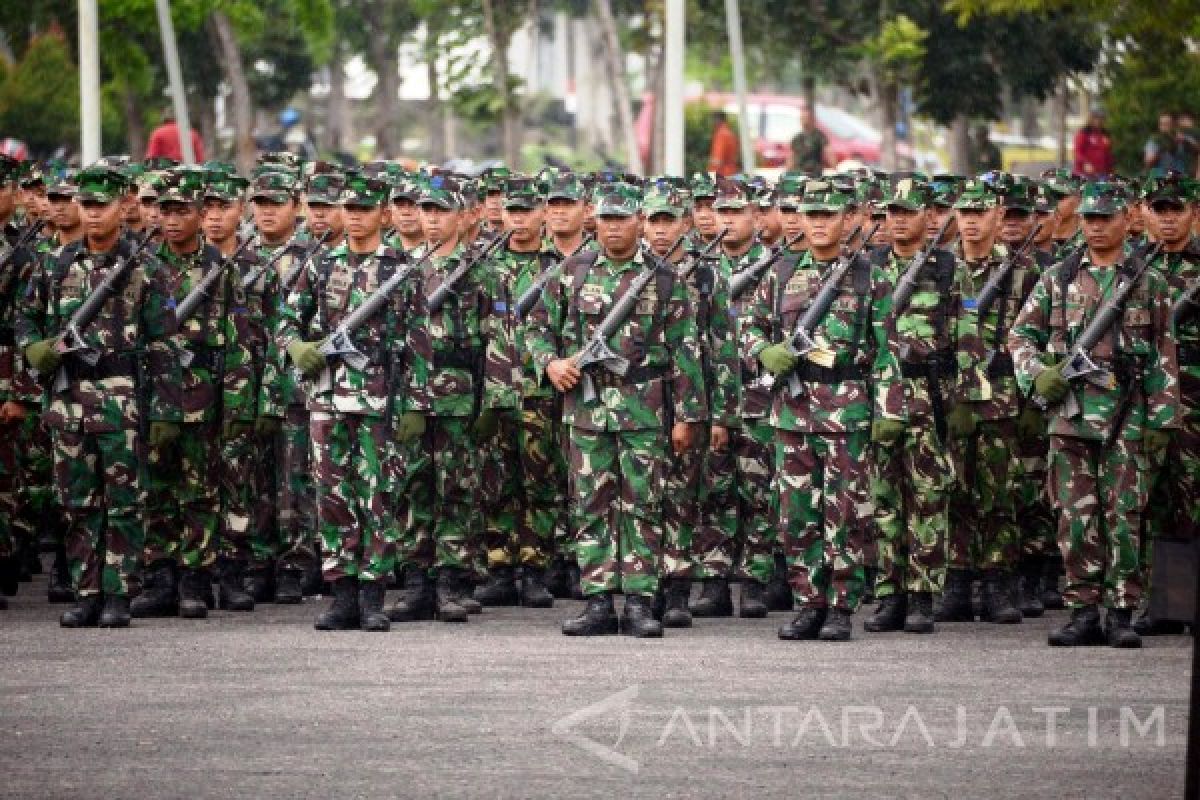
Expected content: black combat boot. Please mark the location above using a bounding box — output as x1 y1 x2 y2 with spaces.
1105 608 1142 649
903 592 935 634
244 562 276 603
1133 609 1186 636
567 562 584 600
1047 605 1105 647
738 580 769 618
274 566 304 605
130 560 178 618
302 558 324 596
474 565 519 607
21 541 41 577
314 576 360 630
217 560 255 612
98 594 131 628
765 554 793 611
818 608 854 641
651 588 666 621
358 580 390 632
545 556 571 599
861 567 879 606
0 554 20 596
520 567 554 608
662 579 692 628
60 593 104 628
621 594 664 638
936 568 974 622
864 592 907 633
178 568 210 619
562 592 619 636
980 570 1023 624
47 545 75 603
457 571 483 614
435 568 469 623
1018 556 1045 618
778 606 827 640
387 567 436 622
1041 553 1065 610
690 576 733 617
0 594 5 609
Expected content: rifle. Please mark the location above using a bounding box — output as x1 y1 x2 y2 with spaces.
513 233 595 321
678 228 730 281
568 233 687 403
763 222 880 398
0 220 45 294
1032 242 1163 418
174 236 258 349
49 227 160 393
727 232 806 300
426 231 513 315
891 215 953 313
275 229 332 292
973 223 1042 321
311 241 444 393
1171 278 1200 328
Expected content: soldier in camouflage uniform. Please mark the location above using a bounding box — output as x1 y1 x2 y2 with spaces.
1041 168 1084 262
19 165 180 627
690 173 722 247
388 176 426 254
528 182 706 637
745 180 904 640
866 179 961 633
1010 180 1180 648
388 174 516 624
1135 171 1200 635
280 172 431 631
304 162 346 244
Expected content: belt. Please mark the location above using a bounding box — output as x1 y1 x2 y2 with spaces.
432 347 480 370
792 361 867 384
67 352 137 383
589 364 667 389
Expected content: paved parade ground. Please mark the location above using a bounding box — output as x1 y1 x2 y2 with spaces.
0 569 1191 799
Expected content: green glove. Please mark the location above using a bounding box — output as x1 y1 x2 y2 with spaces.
254 416 282 437
222 419 253 439
1034 362 1070 404
471 409 500 443
148 421 181 449
24 339 61 373
759 343 798 376
946 405 978 439
1143 429 1171 460
1017 406 1046 441
287 340 326 378
871 419 904 445
394 411 426 444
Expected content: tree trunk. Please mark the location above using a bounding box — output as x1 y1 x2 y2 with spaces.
880 79 898 171
196 99 216 161
365 24 399 159
327 43 350 155
426 31 447 164
121 82 145 159
949 115 970 174
208 11 255 175
646 12 666 174
801 73 817 116
1054 76 1068 168
481 0 519 166
592 0 642 174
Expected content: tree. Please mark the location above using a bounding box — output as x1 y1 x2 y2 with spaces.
0 31 81 156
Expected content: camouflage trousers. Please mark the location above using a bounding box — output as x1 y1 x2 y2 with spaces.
144 420 220 569
1049 434 1148 610
1140 413 1200 591
515 396 566 568
661 431 704 581
693 418 775 584
480 408 522 569
0 417 19 558
947 417 1020 571
569 427 667 597
15 413 60 549
218 422 278 565
405 415 481 573
872 421 953 597
1015 434 1057 559
276 404 317 570
311 412 395 582
777 430 870 611
52 428 144 596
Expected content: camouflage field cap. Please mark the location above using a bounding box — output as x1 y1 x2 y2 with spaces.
1142 170 1197 206
798 179 852 213
643 181 687 218
203 160 236 177
250 170 298 203
339 172 390 207
419 173 465 210
546 171 585 202
886 177 933 211
689 171 718 199
305 169 347 205
1078 181 1128 216
76 165 130 204
203 171 249 202
1031 181 1058 213
1040 167 1080 197
157 166 207 205
712 177 750 210
482 166 512 194
45 168 79 199
138 171 167 201
0 154 20 184
930 173 964 207
999 176 1036 212
953 176 999 211
19 162 44 189
777 174 808 211
254 151 302 180
503 176 545 210
593 183 642 217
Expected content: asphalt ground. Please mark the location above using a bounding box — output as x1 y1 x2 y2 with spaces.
0 569 1191 799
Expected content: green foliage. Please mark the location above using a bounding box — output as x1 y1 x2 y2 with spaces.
0 33 80 156
1101 41 1200 174
859 14 928 82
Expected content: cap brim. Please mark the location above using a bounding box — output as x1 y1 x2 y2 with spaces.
644 207 685 218
886 201 922 211
251 191 292 203
712 200 748 210
546 191 582 201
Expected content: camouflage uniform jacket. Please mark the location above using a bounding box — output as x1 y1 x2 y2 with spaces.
678 251 741 429
723 241 771 419
1155 238 1200 417
278 241 432 419
0 220 41 405
16 234 180 431
488 242 561 400
1009 251 1179 441
743 249 904 434
266 231 322 409
954 243 1041 420
527 247 707 433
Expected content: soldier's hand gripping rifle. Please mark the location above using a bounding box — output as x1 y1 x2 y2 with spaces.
173 235 258 366
890 215 953 313
426 231 513 315
513 232 595 321
568 233 687 403
1032 241 1162 419
0 220 45 271
273 229 333 292
49 227 160 392
310 241 444 393
678 227 730 282
762 222 879 398
973 223 1042 322
727 232 806 300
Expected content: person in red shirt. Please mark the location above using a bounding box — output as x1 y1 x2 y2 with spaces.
1072 110 1113 178
145 108 205 163
708 112 741 177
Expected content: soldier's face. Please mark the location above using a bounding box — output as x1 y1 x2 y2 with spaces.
754 206 783 240
955 207 998 246
342 204 384 240
160 201 203 247
121 192 141 225
927 206 956 241
869 213 890 246
80 199 123 240
1081 211 1129 253
419 204 462 245
1034 210 1057 243
802 210 845 250
48 195 81 230
484 192 504 225
546 198 586 235
886 206 928 247
202 198 243 242
503 205 545 248
140 196 162 229
644 212 686 256
0 184 15 217
1000 208 1034 245
692 197 719 235
305 202 344 239
1057 194 1080 219
1149 201 1194 245
1127 202 1145 234
251 197 298 239
716 207 755 246
21 187 46 221
390 197 423 236
779 206 805 239
595 213 642 259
